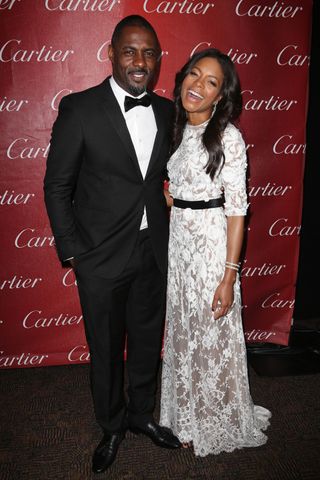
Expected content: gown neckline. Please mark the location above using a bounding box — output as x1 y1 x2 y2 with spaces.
186 118 210 129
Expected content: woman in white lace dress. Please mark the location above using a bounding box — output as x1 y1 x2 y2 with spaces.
160 48 271 457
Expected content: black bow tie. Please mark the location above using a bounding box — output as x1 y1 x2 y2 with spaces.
124 94 152 112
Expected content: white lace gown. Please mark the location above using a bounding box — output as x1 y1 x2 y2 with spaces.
160 121 271 457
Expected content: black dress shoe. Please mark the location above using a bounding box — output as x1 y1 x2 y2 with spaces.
92 431 125 474
129 420 181 449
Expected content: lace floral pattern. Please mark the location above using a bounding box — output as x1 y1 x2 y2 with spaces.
160 122 271 457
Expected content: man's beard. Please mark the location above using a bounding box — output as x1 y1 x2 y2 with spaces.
127 84 147 96
126 68 152 96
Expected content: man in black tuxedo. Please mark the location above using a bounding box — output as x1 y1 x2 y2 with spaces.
44 15 180 474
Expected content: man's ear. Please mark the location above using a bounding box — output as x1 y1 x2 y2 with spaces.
108 44 114 63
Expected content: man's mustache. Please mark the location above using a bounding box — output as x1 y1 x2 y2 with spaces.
127 68 149 75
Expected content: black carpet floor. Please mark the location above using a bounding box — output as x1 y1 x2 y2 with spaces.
1 362 320 480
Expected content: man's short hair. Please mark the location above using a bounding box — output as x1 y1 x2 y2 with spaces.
111 14 160 52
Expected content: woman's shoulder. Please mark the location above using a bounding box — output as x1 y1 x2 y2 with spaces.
222 122 244 142
222 123 246 153
221 123 247 164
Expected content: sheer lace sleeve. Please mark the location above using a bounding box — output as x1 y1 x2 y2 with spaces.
221 124 248 216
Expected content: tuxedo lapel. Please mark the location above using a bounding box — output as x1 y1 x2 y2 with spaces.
145 94 167 178
96 79 143 180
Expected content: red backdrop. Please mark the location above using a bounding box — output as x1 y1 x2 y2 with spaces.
0 0 312 368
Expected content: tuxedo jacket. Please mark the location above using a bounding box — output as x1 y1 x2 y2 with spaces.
44 78 173 278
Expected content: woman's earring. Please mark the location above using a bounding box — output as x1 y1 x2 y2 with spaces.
212 102 217 116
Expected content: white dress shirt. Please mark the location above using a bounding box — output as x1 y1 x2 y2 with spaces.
110 76 157 230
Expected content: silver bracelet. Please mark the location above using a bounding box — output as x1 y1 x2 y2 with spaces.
225 265 239 271
225 261 240 271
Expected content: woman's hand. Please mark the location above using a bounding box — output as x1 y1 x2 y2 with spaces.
164 188 173 207
211 215 244 319
212 280 234 320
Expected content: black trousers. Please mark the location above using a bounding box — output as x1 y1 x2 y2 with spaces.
75 230 166 433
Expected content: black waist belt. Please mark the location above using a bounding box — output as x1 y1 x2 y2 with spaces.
173 197 223 210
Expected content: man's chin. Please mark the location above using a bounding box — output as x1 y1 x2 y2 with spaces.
127 82 148 96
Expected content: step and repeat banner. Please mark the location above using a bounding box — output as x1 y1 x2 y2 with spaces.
0 0 312 368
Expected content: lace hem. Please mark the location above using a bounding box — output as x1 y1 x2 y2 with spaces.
160 405 271 457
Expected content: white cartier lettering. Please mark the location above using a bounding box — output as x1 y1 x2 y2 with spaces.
68 345 90 362
0 190 35 205
7 138 50 159
268 218 301 236
0 351 48 368
51 88 73 110
0 0 20 10
96 40 111 62
62 268 77 287
227 48 257 65
0 96 28 112
0 275 42 290
190 43 257 65
159 50 168 59
23 310 83 329
242 90 297 111
277 44 310 66
236 0 303 18
143 0 214 14
0 39 74 63
245 329 276 341
273 135 306 155
45 0 119 11
262 293 295 309
248 182 292 197
190 41 211 57
153 88 167 94
15 228 55 248
241 260 286 277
